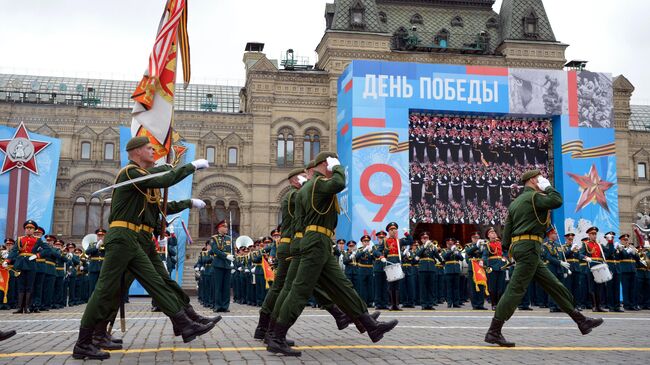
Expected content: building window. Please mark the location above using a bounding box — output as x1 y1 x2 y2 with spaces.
523 10 538 38
379 11 387 24
277 129 294 167
81 142 91 160
104 143 114 161
303 131 320 166
486 17 499 29
198 200 240 238
206 146 215 164
639 162 647 180
72 196 109 237
228 147 238 166
436 29 450 47
410 14 423 25
349 0 365 29
72 197 87 236
451 16 463 27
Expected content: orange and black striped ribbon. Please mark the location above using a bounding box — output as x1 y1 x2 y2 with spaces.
178 0 191 88
352 132 408 153
561 140 615 158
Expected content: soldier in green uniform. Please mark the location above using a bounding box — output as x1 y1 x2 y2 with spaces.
343 241 359 293
603 232 623 312
268 152 398 356
209 220 234 312
618 234 638 310
401 239 418 308
38 234 56 312
485 169 603 347
355 235 375 306
8 220 46 314
442 238 463 308
31 227 47 312
1 239 18 310
465 232 488 310
85 229 106 298
373 230 389 309
72 137 216 360
416 233 442 310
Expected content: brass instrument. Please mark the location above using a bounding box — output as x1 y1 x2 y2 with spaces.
485 267 493 274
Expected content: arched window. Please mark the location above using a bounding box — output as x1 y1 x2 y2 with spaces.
104 143 114 160
410 14 423 25
379 11 387 24
88 197 102 232
72 197 87 236
214 201 228 230
638 162 647 180
228 201 241 237
228 147 238 166
277 129 294 167
436 28 450 47
303 131 320 166
451 16 463 27
199 199 212 238
81 142 91 160
206 146 216 164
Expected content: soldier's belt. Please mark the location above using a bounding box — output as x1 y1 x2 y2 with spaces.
254 263 262 267
19 253 33 257
357 263 372 268
511 235 543 243
488 256 503 260
620 259 635 263
46 261 55 266
388 254 399 257
402 263 412 267
305 225 335 239
36 259 46 263
445 261 459 265
140 224 154 233
566 259 579 262
294 232 303 239
638 267 649 271
56 267 65 271
280 238 291 244
110 220 141 232
420 258 435 261
90 257 104 261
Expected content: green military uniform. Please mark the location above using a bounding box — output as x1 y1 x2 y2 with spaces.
354 237 375 307
416 239 443 309
85 231 106 298
465 236 487 310
208 228 233 312
372 234 389 309
79 160 196 328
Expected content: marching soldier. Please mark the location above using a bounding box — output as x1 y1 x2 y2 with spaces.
442 237 463 308
85 228 106 298
209 220 234 313
603 231 623 312
465 232 488 310
7 220 46 314
485 170 603 347
355 236 375 307
416 233 442 310
542 228 571 312
618 234 637 310
373 230 389 309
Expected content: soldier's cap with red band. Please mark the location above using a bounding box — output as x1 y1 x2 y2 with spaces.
54 239 64 246
45 234 57 241
95 228 107 235
4 238 15 244
586 226 599 234
23 220 38 229
386 222 398 231
619 234 630 240
263 236 273 243
360 235 371 242
564 232 575 237
66 242 76 249
35 227 45 235
216 220 228 229
376 231 387 238
581 237 589 242
347 240 357 247
336 239 346 244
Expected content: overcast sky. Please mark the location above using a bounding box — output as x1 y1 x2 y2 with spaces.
1 0 649 103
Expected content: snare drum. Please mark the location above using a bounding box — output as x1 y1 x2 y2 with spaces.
384 262 405 282
590 263 613 284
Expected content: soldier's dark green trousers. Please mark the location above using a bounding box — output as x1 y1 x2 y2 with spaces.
276 232 367 326
260 242 290 315
80 228 183 327
495 240 574 321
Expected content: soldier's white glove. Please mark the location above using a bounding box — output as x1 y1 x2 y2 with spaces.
326 157 341 171
626 247 635 255
560 261 571 269
584 257 592 263
226 254 235 261
96 240 103 248
231 269 235 274
364 245 372 252
80 266 84 271
645 242 650 249
537 176 551 191
158 238 168 248
191 159 210 170
194 267 200 272
200 267 205 271
415 256 420 261
405 251 411 258
479 261 484 267
380 258 387 263
67 253 73 259
1 252 7 259
571 243 581 251
245 268 250 273
238 267 243 271
29 255 37 261
191 199 206 209
1 262 7 268
297 175 307 186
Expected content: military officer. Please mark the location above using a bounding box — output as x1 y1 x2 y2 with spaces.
380 222 412 311
484 227 508 310
73 137 216 360
343 241 358 293
542 228 571 312
66 243 81 306
1 239 18 310
208 220 234 312
355 235 375 307
580 230 606 312
485 170 603 347
442 237 463 308
401 240 418 308
40 235 58 311
634 239 650 310
251 237 273 306
465 232 488 310
268 152 398 356
416 233 442 310
373 230 389 309
563 232 585 309
52 239 68 308
85 228 107 298
618 234 637 310
31 226 47 313
7 220 46 314
603 231 623 312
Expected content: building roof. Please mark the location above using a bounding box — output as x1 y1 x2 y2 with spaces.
0 74 242 113
499 0 556 42
630 105 650 132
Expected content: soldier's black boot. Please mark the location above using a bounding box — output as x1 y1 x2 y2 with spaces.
358 312 398 343
72 327 110 360
391 289 402 311
12 293 25 314
254 312 271 340
264 318 295 346
185 305 221 326
25 293 33 313
0 329 16 342
484 318 515 347
592 293 607 312
93 321 122 350
326 305 352 330
266 321 301 357
353 311 381 334
169 309 216 343
568 310 604 335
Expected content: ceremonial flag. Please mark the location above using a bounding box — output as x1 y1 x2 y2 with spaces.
0 268 9 303
262 256 275 289
131 0 190 160
471 260 489 295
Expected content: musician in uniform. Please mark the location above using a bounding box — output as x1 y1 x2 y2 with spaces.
343 241 359 294
563 233 584 309
542 228 571 312
617 234 638 310
485 170 603 347
7 220 46 314
484 228 507 310
380 222 412 311
208 220 234 313
1 239 18 310
442 237 463 308
603 231 623 312
465 232 488 310
85 229 106 298
401 240 418 308
580 227 607 312
416 233 442 310
634 238 650 310
31 226 48 313
373 231 389 309
355 235 375 307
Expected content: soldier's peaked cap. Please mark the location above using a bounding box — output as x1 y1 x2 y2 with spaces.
95 228 107 235
586 226 599 234
313 151 338 166
125 136 150 151
360 235 371 241
288 168 305 179
520 169 541 183
23 220 37 229
386 222 398 231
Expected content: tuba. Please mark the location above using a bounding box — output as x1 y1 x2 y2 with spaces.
82 234 98 251
235 235 254 249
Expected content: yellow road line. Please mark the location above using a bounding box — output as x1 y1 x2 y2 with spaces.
2 345 650 358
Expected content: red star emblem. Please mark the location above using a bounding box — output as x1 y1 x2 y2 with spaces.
0 122 50 175
567 164 614 212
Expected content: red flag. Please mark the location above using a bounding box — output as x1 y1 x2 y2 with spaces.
471 260 489 295
0 268 9 304
262 256 275 289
